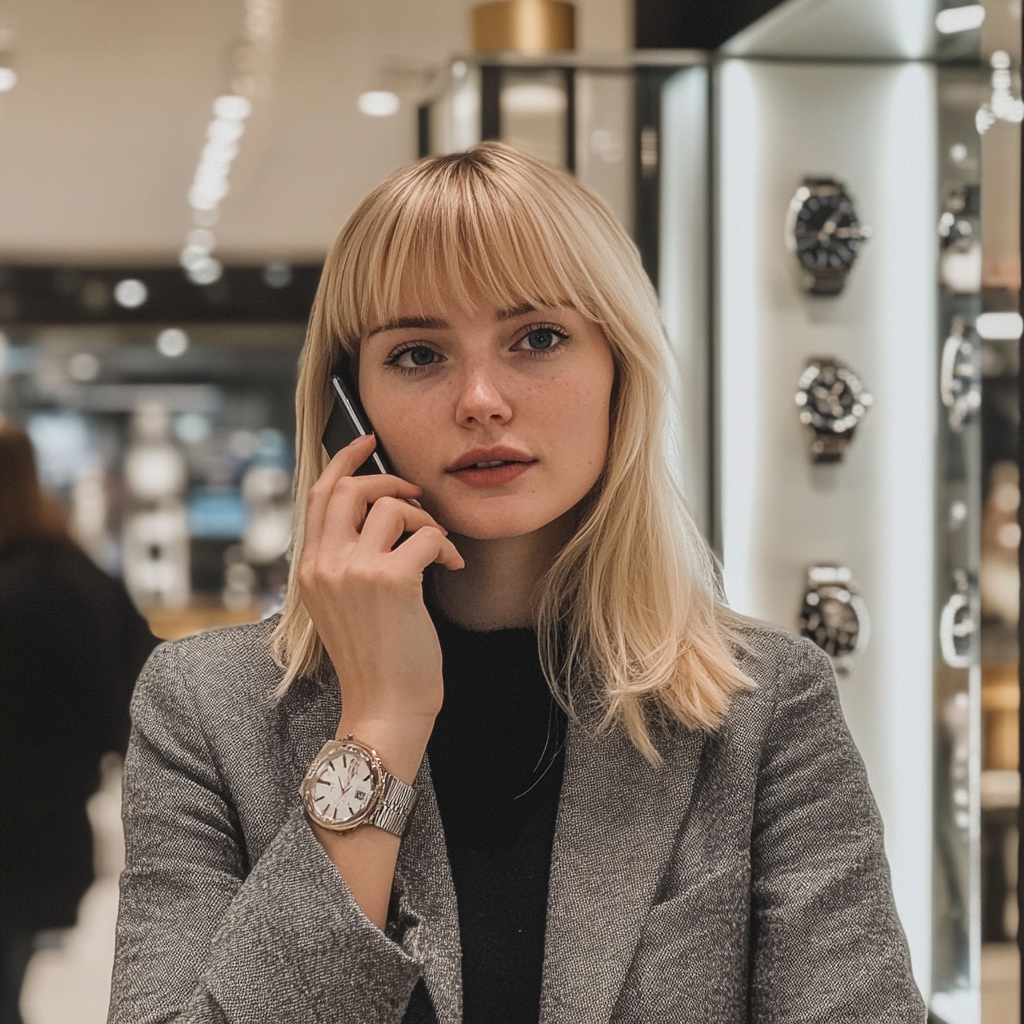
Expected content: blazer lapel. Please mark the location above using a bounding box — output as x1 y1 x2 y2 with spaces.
539 720 704 1024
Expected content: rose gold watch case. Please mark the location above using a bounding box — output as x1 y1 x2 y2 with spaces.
300 737 385 832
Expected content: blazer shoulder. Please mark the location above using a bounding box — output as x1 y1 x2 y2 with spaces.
727 618 837 715
131 616 290 729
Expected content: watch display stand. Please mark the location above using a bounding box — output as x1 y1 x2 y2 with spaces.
714 0 988 1019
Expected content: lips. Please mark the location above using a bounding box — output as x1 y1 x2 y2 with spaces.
447 445 535 473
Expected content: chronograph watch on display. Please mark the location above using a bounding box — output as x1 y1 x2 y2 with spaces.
798 565 870 674
786 177 871 295
795 357 872 463
301 735 418 837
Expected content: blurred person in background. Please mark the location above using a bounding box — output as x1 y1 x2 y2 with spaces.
0 421 157 1024
110 145 923 1023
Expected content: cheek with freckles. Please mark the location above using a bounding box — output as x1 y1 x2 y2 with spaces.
543 371 613 480
368 400 443 488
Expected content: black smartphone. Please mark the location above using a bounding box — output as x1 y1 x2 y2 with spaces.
321 373 394 475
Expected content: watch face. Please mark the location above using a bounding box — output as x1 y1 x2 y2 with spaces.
940 211 979 254
940 323 980 430
799 584 862 659
791 189 866 272
795 360 872 435
304 743 380 829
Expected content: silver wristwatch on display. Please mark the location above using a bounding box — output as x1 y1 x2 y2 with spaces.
786 177 871 295
798 565 870 674
795 357 872 463
939 317 981 432
301 735 418 837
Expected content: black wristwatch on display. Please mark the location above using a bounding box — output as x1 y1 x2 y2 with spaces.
938 184 981 295
795 357 872 463
798 565 870 674
786 177 871 295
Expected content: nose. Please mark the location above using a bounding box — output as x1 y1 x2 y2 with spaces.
453 363 513 428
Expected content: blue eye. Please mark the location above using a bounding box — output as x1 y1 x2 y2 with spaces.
517 325 569 354
407 346 435 365
525 329 556 350
387 344 438 370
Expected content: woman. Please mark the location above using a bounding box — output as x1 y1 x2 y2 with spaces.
0 422 156 1024
110 143 924 1023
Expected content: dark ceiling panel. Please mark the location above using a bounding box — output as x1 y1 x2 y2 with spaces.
636 0 789 51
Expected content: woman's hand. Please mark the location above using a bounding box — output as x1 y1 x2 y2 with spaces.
299 433 464 782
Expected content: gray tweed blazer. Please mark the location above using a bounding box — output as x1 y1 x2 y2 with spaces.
109 617 925 1023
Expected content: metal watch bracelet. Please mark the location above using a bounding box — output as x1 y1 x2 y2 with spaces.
370 772 418 837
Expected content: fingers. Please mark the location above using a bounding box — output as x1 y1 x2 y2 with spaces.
305 434 376 550
327 432 379 479
305 434 419 551
318 475 426 550
389 525 466 572
303 433 463 575
358 498 465 569
358 497 443 547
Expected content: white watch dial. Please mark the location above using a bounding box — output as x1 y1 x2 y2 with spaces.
311 750 376 825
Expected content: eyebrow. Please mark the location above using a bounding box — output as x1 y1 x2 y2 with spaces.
366 316 449 339
365 303 543 339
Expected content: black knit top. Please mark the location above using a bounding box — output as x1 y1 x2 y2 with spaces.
426 606 566 1024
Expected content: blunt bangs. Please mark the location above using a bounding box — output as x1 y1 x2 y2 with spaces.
326 146 628 355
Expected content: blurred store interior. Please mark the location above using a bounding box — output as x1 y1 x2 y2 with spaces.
0 0 1019 1021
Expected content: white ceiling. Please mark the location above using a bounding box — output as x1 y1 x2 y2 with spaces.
0 0 629 264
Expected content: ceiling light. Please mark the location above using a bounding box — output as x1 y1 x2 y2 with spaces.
186 257 224 286
935 5 985 34
156 328 190 358
114 278 148 308
358 91 400 117
0 67 15 92
213 94 252 121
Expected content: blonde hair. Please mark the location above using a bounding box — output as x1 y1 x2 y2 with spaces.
272 142 751 761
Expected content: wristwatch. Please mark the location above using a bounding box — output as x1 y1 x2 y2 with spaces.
939 569 976 669
798 565 870 674
301 735 418 837
938 184 981 295
786 177 871 295
939 317 980 431
795 357 872 462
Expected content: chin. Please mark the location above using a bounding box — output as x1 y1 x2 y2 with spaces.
445 514 545 542
431 500 558 542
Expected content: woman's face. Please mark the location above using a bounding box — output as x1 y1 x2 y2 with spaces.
357 294 616 540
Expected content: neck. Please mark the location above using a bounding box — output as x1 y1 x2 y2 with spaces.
426 511 575 631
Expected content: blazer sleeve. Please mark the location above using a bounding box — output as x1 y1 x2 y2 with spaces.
748 638 927 1023
108 643 424 1024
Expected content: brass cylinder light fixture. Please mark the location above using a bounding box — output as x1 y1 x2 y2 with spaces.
472 0 575 54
